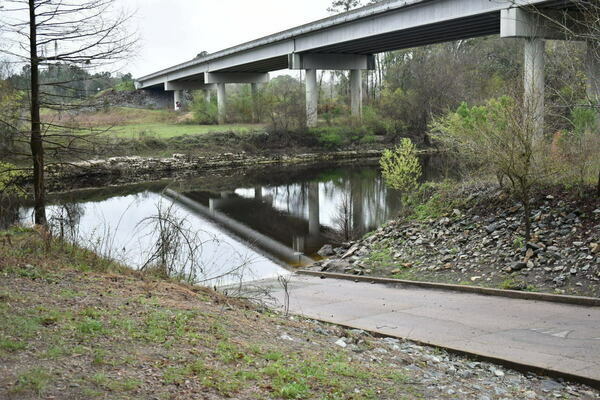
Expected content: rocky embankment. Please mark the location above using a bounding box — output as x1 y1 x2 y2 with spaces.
44 150 382 192
312 186 600 297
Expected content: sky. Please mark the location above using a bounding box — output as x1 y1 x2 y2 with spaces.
120 0 334 78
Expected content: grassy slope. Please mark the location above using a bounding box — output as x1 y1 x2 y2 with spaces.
41 106 265 139
107 122 262 139
0 228 421 400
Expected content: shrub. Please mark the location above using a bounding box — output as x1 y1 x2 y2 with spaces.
554 106 599 194
431 96 551 240
262 76 306 132
227 85 253 123
191 93 218 125
380 138 422 192
0 162 26 196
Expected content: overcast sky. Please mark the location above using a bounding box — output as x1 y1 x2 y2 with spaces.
120 0 334 78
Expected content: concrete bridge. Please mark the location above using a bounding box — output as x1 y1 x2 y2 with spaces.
135 0 597 127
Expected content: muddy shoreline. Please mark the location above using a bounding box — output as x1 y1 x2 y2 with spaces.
42 150 383 193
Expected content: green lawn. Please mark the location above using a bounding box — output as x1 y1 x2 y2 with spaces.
105 123 266 139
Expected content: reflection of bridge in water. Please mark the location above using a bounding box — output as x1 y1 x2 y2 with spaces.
164 186 322 266
164 175 382 266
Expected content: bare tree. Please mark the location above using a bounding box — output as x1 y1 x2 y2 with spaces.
0 0 136 225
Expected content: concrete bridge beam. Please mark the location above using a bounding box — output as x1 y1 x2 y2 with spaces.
204 72 269 84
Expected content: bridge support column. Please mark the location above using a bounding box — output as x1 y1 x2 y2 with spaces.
350 69 362 119
306 69 318 128
173 90 183 111
251 83 260 123
204 72 269 124
217 83 227 124
204 88 212 103
586 41 600 105
308 182 320 236
524 38 545 138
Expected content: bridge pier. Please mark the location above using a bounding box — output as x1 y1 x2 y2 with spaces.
173 90 183 111
290 53 375 127
350 70 363 119
523 37 545 137
164 81 216 111
305 69 318 128
216 83 227 124
251 83 260 123
204 72 270 124
587 41 600 105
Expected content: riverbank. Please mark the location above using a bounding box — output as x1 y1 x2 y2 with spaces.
1 228 598 399
43 150 383 192
310 181 600 298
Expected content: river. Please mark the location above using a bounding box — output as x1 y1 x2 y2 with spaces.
17 158 447 286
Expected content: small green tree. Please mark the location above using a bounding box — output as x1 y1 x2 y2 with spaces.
380 138 422 192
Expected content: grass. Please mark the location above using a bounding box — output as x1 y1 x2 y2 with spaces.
0 227 425 399
42 105 265 138
13 368 52 395
108 122 263 139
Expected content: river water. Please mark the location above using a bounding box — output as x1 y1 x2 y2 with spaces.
17 159 447 286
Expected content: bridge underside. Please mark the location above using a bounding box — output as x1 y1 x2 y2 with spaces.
136 0 596 130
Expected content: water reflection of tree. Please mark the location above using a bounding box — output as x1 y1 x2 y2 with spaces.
49 202 85 241
253 166 405 239
326 168 403 237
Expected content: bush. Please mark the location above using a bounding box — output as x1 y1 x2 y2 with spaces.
553 106 599 193
262 76 306 132
362 105 408 137
191 93 218 125
227 85 253 123
310 125 373 149
431 96 550 240
0 162 26 196
380 138 422 192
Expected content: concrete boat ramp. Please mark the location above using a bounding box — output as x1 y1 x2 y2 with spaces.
253 274 600 387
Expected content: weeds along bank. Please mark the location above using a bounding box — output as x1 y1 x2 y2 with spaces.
1 227 599 399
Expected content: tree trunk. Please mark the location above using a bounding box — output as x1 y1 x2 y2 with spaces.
597 169 600 197
29 0 46 226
